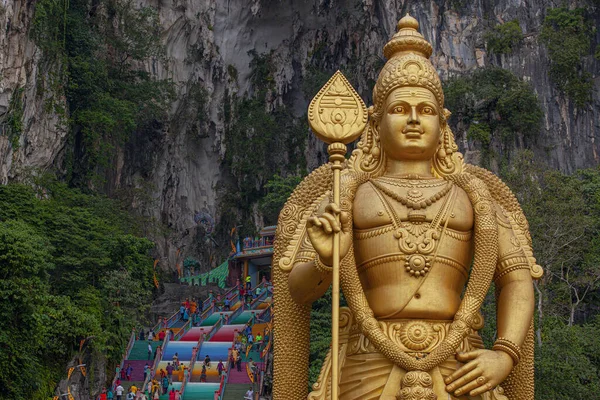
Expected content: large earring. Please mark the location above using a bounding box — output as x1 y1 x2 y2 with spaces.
432 120 463 177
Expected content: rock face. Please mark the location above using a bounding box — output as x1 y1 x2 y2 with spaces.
1 0 599 266
0 0 68 183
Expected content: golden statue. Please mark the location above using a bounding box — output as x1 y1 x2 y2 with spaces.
273 14 542 400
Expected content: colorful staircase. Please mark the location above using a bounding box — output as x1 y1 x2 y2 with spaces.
136 277 273 400
227 362 253 384
128 340 160 361
222 383 252 400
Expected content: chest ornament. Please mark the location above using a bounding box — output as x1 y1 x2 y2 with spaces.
369 178 456 277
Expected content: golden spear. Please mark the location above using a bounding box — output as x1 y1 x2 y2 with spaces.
307 71 367 399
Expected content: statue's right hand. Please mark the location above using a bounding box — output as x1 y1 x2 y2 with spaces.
306 203 352 266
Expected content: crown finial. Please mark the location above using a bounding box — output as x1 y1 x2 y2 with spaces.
397 13 419 31
384 14 432 59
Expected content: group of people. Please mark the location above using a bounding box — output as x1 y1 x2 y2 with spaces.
99 384 138 400
101 277 273 400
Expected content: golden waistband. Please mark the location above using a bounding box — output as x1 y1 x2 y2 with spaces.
357 253 469 278
346 319 483 356
354 224 472 242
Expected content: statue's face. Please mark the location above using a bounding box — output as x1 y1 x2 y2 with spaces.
378 86 441 161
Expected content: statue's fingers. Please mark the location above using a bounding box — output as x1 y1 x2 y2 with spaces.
321 213 340 232
453 372 486 397
445 360 477 385
307 216 322 228
319 217 334 234
325 203 341 215
469 381 494 397
455 350 483 362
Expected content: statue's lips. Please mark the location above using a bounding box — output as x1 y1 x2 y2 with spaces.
403 130 423 138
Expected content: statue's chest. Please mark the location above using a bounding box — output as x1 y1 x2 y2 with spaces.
352 180 474 278
353 181 473 232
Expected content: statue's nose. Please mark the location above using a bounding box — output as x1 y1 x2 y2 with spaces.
408 106 420 124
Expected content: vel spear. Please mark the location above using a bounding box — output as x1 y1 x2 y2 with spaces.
307 71 367 399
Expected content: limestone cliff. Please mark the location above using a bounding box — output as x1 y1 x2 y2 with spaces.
1 0 599 268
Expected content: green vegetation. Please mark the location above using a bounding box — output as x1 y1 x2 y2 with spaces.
501 151 600 398
540 7 595 106
217 50 308 239
31 0 174 187
259 174 304 225
444 67 543 166
0 87 25 149
0 177 154 399
308 289 347 388
485 20 523 54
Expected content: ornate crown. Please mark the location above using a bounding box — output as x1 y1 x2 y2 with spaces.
372 14 444 115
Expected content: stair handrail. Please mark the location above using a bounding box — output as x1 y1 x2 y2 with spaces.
234 303 272 362
166 310 181 328
135 340 163 400
214 362 231 400
111 328 136 392
205 314 225 341
260 322 273 359
247 283 269 310
225 300 247 326
173 318 192 341
246 360 256 383
151 309 178 335
179 344 198 396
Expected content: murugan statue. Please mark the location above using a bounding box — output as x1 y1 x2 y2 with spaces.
273 15 542 400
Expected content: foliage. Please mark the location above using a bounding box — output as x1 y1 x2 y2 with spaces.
301 65 332 99
536 318 600 399
502 151 600 327
444 67 543 165
31 0 174 187
217 51 308 241
540 7 595 106
0 87 25 149
485 20 523 54
259 174 304 225
0 179 154 399
308 289 347 388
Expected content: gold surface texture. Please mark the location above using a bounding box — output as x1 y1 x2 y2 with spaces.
273 12 540 400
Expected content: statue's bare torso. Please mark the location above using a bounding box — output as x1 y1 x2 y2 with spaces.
353 177 474 320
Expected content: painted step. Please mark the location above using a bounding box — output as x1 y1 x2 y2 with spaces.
120 360 153 381
222 383 255 400
128 340 161 361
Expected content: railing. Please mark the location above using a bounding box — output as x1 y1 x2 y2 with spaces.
111 328 136 392
173 318 192 341
213 352 232 400
200 302 216 321
151 309 179 335
239 304 273 358
180 344 198 397
246 362 255 383
135 339 164 400
247 283 269 309
260 322 273 359
166 311 181 328
206 314 225 341
258 345 272 399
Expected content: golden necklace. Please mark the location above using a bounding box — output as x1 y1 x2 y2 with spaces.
370 179 452 211
368 180 455 277
375 176 448 189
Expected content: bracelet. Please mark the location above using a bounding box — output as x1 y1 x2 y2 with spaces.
314 256 333 273
492 337 522 366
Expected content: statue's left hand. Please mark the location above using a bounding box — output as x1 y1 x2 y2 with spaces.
444 349 514 397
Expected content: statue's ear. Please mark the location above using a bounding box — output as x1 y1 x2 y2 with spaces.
443 108 452 121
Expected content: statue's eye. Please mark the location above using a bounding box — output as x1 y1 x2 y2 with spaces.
392 106 406 114
422 106 434 115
